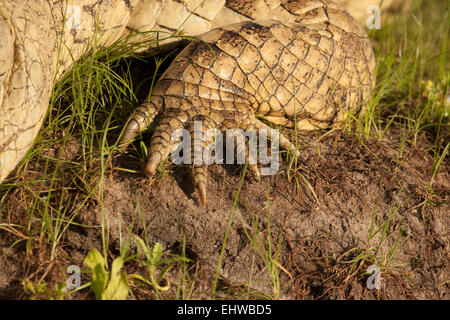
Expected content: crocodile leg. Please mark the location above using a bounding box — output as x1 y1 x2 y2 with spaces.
118 1 375 205
2 0 412 192
120 92 301 205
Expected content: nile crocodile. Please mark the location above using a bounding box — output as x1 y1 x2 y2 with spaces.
0 0 408 204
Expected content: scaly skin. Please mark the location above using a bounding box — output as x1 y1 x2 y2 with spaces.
118 0 376 204
0 0 409 201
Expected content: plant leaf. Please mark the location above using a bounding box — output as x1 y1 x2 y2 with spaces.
102 257 130 300
151 242 163 265
84 248 108 300
135 235 151 262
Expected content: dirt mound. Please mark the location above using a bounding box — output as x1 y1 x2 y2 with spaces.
0 128 448 299
81 129 449 299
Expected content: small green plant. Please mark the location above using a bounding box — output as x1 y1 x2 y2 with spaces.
212 165 290 300
22 279 66 300
239 190 293 300
337 198 411 287
212 162 248 299
132 237 190 294
84 248 130 300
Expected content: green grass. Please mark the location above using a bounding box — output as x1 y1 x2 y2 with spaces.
351 0 449 219
337 195 413 288
348 0 448 153
0 0 448 300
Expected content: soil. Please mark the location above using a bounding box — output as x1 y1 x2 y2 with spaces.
0 126 448 299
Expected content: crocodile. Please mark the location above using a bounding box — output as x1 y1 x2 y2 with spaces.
0 0 408 204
